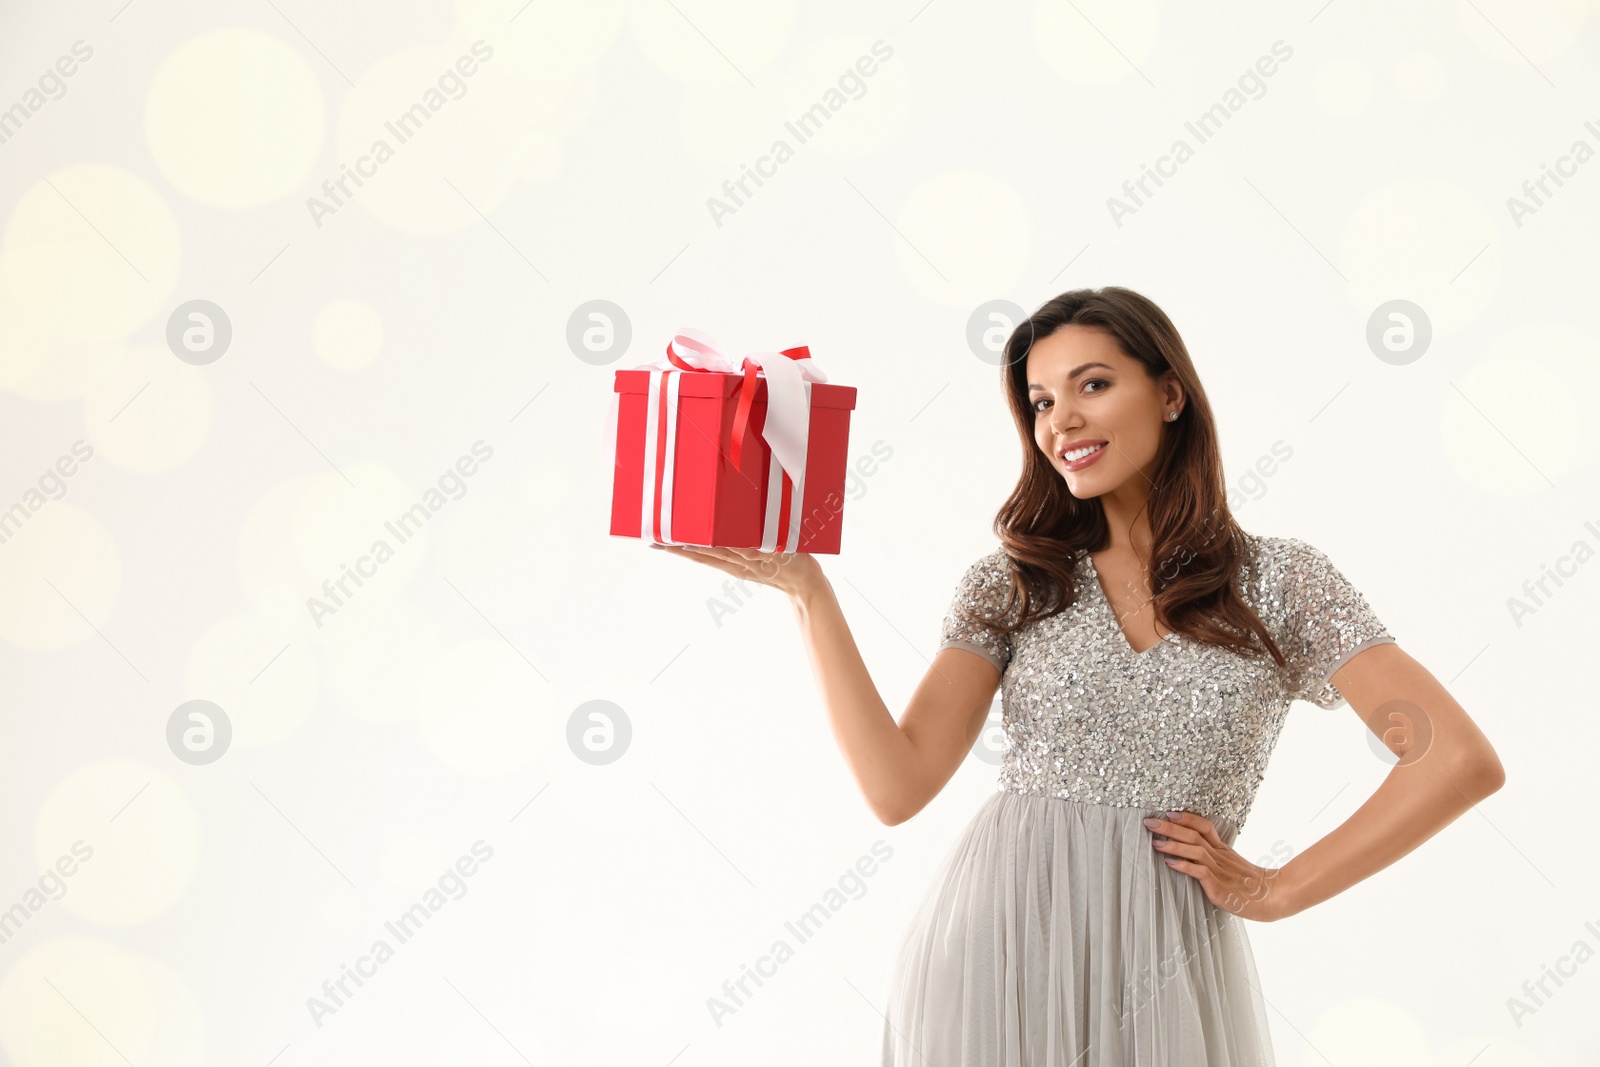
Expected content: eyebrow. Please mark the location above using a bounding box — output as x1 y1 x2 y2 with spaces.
1027 362 1115 392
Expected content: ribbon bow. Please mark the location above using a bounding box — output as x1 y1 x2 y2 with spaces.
650 328 828 477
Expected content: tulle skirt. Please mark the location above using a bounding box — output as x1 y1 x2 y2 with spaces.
881 791 1276 1066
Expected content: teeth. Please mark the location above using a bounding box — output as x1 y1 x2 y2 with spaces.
1062 443 1106 462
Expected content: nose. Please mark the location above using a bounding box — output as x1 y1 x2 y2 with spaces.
1048 401 1081 437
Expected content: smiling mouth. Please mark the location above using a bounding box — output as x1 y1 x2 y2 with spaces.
1060 442 1107 462
1056 441 1107 470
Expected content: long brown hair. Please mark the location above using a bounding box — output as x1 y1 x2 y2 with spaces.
976 286 1289 669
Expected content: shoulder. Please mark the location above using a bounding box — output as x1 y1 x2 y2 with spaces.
1230 532 1332 613
959 547 1014 582
939 548 1020 668
1237 532 1328 580
949 547 1016 600
1238 532 1378 616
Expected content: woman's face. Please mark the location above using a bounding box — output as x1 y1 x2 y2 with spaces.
1026 324 1180 499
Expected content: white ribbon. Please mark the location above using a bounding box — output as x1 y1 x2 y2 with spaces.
606 328 829 551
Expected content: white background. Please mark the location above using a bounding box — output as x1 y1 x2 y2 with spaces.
0 0 1595 1064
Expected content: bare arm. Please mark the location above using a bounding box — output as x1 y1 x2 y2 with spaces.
657 545 995 825
793 576 999 825
1275 641 1506 918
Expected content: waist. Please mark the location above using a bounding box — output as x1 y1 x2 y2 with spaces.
992 781 1243 843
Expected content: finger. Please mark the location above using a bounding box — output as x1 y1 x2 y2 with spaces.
1146 816 1203 845
1168 857 1215 893
660 546 720 564
665 548 750 579
683 547 746 566
728 547 788 570
1154 839 1206 863
1184 812 1228 844
700 545 785 574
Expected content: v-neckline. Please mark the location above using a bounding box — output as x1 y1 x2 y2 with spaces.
1083 552 1180 657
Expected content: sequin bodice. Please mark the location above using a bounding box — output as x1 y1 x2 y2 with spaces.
938 534 1395 835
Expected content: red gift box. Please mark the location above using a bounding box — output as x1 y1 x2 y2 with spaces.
609 329 858 554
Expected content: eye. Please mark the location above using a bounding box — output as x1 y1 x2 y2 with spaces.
1082 377 1109 394
1031 397 1051 413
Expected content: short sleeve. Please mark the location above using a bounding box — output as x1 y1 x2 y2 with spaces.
1279 538 1396 709
937 550 1017 673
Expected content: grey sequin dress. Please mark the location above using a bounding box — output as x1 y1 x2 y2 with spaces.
881 533 1396 1066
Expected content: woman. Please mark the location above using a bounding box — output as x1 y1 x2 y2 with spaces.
659 287 1505 1065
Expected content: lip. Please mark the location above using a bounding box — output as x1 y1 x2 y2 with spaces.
1058 439 1108 472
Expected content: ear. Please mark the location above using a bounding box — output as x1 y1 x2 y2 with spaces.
1158 370 1184 413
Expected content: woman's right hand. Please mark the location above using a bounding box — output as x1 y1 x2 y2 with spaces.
653 544 826 602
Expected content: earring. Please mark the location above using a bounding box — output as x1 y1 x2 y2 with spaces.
1166 411 1178 421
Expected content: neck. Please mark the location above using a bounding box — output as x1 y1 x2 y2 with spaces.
1097 481 1155 560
